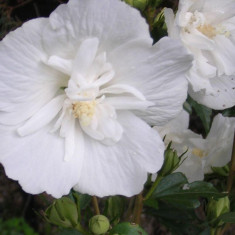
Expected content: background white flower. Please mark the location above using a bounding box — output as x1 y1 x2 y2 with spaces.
154 111 235 182
0 0 192 198
165 0 235 109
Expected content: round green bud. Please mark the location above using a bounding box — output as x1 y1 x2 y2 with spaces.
89 215 110 235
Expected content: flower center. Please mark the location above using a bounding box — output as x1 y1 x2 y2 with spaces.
197 24 216 39
72 100 96 126
197 24 230 39
184 11 230 39
192 148 205 158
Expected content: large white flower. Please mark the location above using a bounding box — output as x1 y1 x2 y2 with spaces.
165 0 235 109
0 0 192 198
155 111 235 182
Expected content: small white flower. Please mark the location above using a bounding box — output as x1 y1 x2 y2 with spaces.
0 0 192 198
154 111 235 182
165 0 235 109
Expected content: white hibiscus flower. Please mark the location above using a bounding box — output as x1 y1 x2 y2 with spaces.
0 0 192 198
165 0 235 109
155 111 235 182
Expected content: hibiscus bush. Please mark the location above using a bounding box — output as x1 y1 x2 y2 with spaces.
0 0 235 235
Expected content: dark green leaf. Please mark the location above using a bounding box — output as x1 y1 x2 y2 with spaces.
168 181 227 200
188 96 212 134
152 172 188 198
163 197 200 209
219 212 235 223
222 107 235 117
74 193 92 210
109 222 148 235
152 174 227 200
144 199 159 210
58 229 83 235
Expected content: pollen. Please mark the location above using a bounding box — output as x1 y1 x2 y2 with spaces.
192 148 205 158
197 24 216 38
72 100 96 126
197 24 230 39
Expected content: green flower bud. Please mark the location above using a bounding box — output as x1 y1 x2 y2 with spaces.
124 0 149 11
44 197 79 228
207 196 230 227
89 215 110 235
159 146 180 176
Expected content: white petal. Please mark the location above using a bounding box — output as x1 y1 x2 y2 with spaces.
189 75 235 109
72 38 99 80
17 94 65 136
0 18 66 125
105 97 153 110
205 114 235 170
93 71 115 87
81 103 123 145
213 35 235 75
164 8 180 39
181 29 215 51
108 37 192 125
42 0 151 57
74 112 164 197
154 110 190 138
100 84 146 101
46 55 73 75
0 123 84 198
175 154 204 183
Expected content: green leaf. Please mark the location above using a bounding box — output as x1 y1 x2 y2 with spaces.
104 196 124 224
171 181 228 200
219 212 235 223
144 199 159 210
58 229 83 235
222 107 235 117
150 173 226 210
188 96 212 134
151 172 188 198
0 218 38 235
78 194 92 210
109 222 148 235
164 197 200 209
183 101 192 114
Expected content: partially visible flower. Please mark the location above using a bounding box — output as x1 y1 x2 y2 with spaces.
165 0 235 109
0 0 192 197
154 111 235 182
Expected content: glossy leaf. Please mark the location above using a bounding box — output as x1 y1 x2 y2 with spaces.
109 222 148 235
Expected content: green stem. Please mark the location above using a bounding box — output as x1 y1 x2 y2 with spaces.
124 196 135 222
144 175 163 200
227 132 235 192
74 223 91 235
92 196 100 215
132 193 143 225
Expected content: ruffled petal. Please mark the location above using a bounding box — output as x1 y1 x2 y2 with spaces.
109 37 192 125
17 94 65 136
0 18 66 125
74 112 164 197
42 0 151 57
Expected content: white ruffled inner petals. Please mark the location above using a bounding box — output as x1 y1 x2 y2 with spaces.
17 37 152 162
